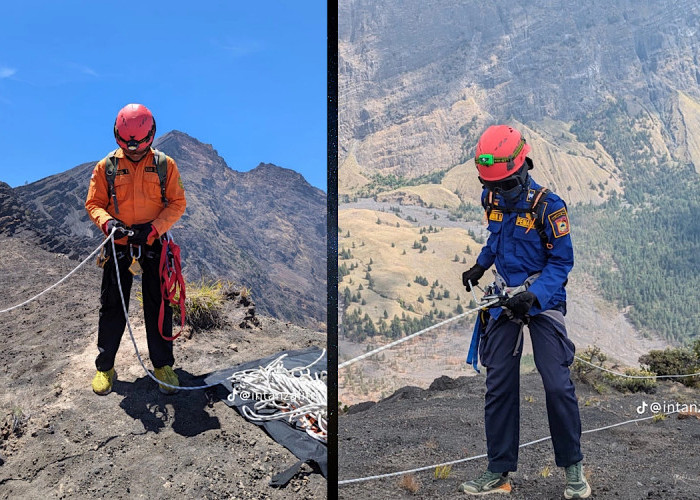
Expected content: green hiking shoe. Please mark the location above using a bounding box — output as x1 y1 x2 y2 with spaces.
153 365 179 394
458 469 511 495
564 461 591 499
92 368 116 395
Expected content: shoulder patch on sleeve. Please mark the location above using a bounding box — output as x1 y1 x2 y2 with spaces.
548 207 570 238
178 176 184 190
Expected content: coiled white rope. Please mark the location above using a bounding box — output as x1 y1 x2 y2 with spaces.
0 235 112 314
338 410 680 485
227 349 328 443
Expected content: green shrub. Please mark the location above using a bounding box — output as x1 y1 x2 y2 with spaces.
605 368 657 393
639 345 700 388
572 345 607 383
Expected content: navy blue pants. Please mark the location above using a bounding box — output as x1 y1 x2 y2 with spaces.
479 310 583 472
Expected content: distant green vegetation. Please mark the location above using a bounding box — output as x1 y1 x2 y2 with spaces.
342 307 451 342
354 169 449 198
570 100 700 343
448 202 483 222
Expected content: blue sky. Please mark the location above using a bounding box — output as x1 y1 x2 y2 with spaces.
0 1 327 190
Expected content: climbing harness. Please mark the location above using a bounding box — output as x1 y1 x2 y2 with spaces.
107 229 217 392
227 350 328 443
158 233 186 341
466 271 540 372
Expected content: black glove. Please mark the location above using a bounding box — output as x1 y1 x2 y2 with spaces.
105 219 130 239
462 264 486 291
504 291 538 319
128 222 154 246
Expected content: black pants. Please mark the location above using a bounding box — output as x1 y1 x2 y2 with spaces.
96 242 174 371
479 310 583 472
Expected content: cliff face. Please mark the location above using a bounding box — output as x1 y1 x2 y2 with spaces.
339 0 700 184
2 131 326 330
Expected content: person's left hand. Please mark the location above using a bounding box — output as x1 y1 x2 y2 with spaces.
128 222 157 246
504 291 537 319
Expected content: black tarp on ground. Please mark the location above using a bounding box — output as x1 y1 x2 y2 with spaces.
203 346 327 485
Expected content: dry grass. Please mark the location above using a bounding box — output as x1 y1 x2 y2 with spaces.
138 278 233 332
434 465 452 480
398 474 421 493
540 465 552 478
423 438 439 450
338 208 482 327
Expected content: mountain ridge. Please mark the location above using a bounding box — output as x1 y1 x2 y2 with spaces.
0 130 326 330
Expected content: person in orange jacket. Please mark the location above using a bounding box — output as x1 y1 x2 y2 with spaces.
85 103 186 396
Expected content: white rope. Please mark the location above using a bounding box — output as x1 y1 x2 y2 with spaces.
339 303 699 380
110 232 220 391
338 299 500 370
338 410 680 485
227 349 328 442
0 236 112 314
573 356 700 379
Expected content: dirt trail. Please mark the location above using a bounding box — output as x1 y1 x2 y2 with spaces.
339 373 700 499
0 235 326 499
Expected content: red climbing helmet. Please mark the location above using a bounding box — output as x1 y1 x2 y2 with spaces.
475 125 531 182
114 103 156 153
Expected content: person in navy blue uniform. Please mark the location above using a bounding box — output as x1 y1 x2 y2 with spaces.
458 125 591 499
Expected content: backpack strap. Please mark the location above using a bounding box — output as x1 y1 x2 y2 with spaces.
104 149 120 215
483 189 496 219
483 186 554 251
104 149 169 214
153 149 169 207
528 187 553 250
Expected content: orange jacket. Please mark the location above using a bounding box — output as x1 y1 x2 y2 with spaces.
85 148 186 245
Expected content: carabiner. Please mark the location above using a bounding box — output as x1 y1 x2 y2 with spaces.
129 245 141 260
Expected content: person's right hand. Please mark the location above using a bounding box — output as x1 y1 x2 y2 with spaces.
103 219 130 239
462 264 486 291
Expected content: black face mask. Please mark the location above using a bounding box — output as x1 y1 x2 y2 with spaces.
479 163 530 204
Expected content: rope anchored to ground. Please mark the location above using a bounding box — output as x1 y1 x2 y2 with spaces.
338 410 681 485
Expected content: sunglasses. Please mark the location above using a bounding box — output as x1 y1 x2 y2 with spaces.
114 122 155 151
479 176 523 192
117 131 153 151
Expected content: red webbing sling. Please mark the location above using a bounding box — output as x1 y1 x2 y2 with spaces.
158 236 186 341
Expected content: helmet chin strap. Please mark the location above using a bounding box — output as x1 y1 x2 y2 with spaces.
124 148 150 162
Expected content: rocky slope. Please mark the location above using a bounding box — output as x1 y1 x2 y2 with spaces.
337 0 700 371
0 235 326 499
339 373 700 499
0 131 326 330
339 0 700 180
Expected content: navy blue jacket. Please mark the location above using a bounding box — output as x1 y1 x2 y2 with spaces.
475 177 574 317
